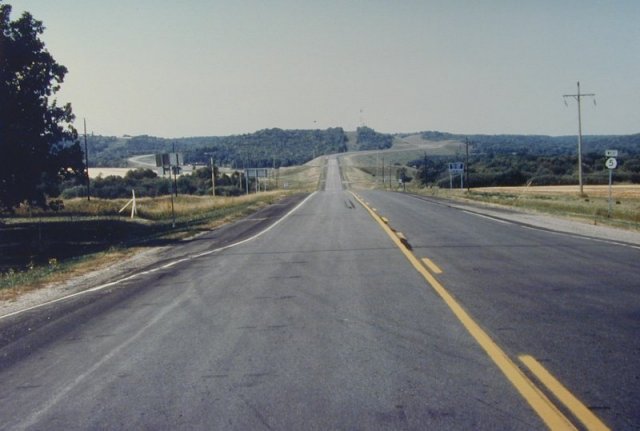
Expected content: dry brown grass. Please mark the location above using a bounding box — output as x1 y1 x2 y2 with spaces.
1 191 296 295
473 184 640 199
412 185 640 230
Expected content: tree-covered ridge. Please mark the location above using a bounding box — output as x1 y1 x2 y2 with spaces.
355 126 393 150
86 128 348 168
420 131 640 157
410 151 640 188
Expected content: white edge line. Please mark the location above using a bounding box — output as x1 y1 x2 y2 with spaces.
405 193 640 250
0 192 317 321
461 210 512 225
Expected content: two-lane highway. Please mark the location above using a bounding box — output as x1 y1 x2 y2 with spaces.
357 188 640 430
0 158 636 429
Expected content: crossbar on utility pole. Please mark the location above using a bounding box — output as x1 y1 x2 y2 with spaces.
563 81 595 195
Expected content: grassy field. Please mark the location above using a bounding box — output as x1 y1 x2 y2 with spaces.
409 184 640 230
0 190 298 296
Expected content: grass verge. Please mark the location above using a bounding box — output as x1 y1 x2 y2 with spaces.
0 191 295 296
408 186 640 231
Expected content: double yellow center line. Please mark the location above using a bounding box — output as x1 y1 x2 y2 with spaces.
352 192 609 431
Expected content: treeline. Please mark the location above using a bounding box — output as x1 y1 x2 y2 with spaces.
85 128 348 168
355 126 393 150
410 152 640 188
61 168 248 199
420 131 640 157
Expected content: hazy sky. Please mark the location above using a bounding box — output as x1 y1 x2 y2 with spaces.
6 0 640 137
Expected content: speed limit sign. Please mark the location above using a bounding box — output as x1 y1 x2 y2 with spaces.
605 158 617 169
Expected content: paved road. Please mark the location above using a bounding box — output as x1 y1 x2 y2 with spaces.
357 189 640 430
0 158 636 429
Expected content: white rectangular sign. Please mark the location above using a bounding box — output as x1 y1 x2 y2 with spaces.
448 162 464 173
605 149 618 157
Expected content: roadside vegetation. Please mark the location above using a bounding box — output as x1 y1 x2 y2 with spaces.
0 191 294 296
341 153 640 231
421 186 640 230
2 0 639 301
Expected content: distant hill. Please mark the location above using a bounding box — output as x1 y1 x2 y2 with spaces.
85 128 349 168
85 126 402 168
84 127 640 171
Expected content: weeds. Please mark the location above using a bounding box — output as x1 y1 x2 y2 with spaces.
0 191 297 292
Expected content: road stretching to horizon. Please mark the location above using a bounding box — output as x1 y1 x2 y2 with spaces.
0 158 638 429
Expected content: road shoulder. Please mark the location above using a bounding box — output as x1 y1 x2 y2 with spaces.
0 193 309 319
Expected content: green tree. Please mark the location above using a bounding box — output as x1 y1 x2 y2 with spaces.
0 2 84 211
417 153 432 185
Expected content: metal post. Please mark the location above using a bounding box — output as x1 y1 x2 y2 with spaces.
608 168 613 217
170 193 176 228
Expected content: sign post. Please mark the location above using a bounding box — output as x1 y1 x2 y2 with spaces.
448 162 465 190
605 150 618 217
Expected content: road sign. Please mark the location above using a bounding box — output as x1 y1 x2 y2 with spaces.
605 158 617 169
448 162 464 174
155 153 183 167
605 149 618 157
245 168 269 178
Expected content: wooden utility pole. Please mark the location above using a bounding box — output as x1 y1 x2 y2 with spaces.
465 138 470 192
210 157 216 197
84 118 90 200
563 82 595 195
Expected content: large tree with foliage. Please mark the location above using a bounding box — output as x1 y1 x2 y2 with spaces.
0 2 84 211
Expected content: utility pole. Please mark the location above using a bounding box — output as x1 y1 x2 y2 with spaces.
172 142 178 197
563 81 595 195
210 157 216 197
84 118 90 201
465 138 470 192
376 151 380 186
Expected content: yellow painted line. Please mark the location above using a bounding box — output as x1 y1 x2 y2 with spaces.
350 191 576 431
422 257 443 274
519 355 610 431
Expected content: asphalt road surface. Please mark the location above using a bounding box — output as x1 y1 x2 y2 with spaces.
0 158 637 430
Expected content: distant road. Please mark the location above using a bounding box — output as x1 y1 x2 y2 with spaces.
128 154 157 168
0 158 637 429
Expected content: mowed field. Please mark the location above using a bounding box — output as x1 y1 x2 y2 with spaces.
474 184 640 198
88 167 133 178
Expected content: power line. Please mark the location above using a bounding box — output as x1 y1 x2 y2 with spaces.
563 81 595 195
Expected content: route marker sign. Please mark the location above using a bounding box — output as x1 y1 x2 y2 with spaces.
605 158 617 169
605 151 618 217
